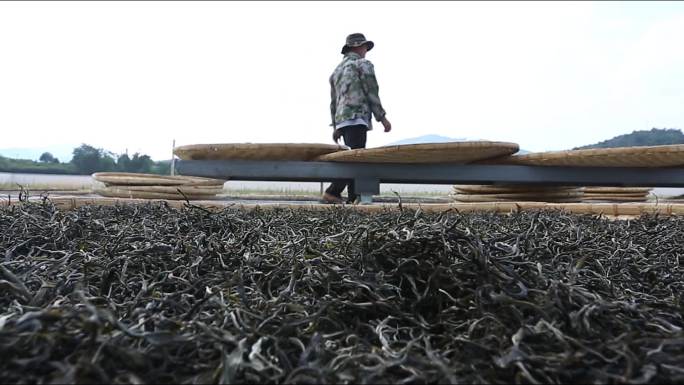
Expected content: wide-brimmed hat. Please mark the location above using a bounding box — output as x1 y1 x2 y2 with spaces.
341 33 374 54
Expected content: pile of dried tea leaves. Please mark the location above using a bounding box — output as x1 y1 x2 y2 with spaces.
1 201 683 384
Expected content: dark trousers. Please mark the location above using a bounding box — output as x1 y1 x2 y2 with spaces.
325 125 367 202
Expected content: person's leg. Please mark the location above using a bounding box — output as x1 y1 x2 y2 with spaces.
323 125 367 202
324 180 346 201
324 127 352 201
342 125 368 203
343 125 367 149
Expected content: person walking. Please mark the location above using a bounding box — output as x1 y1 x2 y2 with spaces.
323 33 392 204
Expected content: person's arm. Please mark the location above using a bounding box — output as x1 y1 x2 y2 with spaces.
358 60 387 122
330 75 343 142
329 75 337 129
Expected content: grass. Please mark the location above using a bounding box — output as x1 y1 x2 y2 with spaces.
0 182 92 191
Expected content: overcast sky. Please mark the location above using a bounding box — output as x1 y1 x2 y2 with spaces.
1 1 683 160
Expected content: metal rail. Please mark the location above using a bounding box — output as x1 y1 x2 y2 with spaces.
176 159 684 203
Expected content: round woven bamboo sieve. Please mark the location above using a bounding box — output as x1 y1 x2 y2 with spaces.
109 185 225 194
477 144 684 167
582 196 649 202
453 184 581 194
93 172 226 186
583 187 652 194
451 193 583 203
94 187 220 200
583 192 650 199
451 190 584 199
315 141 519 164
173 143 349 161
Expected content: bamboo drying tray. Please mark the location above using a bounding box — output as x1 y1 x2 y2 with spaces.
582 196 649 202
315 141 519 164
92 172 226 186
583 187 652 194
452 190 584 199
94 187 220 200
478 144 684 167
173 143 349 161
583 192 650 199
106 185 225 195
451 193 583 203
453 184 581 194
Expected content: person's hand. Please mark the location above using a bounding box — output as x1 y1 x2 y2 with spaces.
381 117 392 133
332 129 342 143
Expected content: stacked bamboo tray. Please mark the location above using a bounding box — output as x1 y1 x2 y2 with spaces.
451 185 654 203
463 145 680 203
451 185 585 203
92 172 227 200
582 187 652 202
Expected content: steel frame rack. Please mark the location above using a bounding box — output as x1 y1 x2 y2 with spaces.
175 159 684 203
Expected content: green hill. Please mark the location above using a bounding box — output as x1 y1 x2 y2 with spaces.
0 155 78 175
574 128 684 150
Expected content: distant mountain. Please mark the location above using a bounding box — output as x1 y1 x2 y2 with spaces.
0 144 77 163
386 135 530 154
574 128 684 150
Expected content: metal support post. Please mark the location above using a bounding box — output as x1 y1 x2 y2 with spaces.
170 139 176 176
354 177 380 204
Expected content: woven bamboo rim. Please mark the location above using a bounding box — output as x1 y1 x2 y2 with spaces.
453 184 581 194
451 193 583 203
106 185 225 194
452 198 584 203
173 143 349 161
452 190 584 199
315 141 519 164
582 196 649 202
583 192 650 198
93 172 225 186
583 187 652 194
94 187 219 200
477 144 684 167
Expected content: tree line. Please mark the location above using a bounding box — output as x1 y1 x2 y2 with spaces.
573 128 684 150
0 144 170 175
